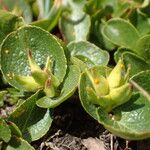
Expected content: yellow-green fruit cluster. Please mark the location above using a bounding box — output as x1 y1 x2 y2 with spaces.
86 60 132 112
14 50 59 98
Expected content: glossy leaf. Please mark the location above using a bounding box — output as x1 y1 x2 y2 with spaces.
103 18 140 50
36 65 80 108
8 92 53 142
1 26 67 91
7 136 34 150
122 52 150 77
67 41 109 68
0 118 11 142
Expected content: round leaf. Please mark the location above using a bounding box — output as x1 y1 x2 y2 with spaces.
67 41 109 68
1 26 67 91
102 18 140 50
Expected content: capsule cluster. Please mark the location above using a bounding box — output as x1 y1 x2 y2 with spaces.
86 60 132 112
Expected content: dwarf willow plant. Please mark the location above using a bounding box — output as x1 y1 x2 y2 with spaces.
0 0 150 149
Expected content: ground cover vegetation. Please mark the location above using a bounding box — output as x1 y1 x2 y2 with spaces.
0 0 150 149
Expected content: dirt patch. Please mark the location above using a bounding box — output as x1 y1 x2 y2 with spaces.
31 98 150 150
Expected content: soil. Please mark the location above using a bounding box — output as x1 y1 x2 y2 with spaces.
31 97 150 150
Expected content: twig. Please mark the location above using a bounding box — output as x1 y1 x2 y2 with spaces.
129 80 150 102
110 134 113 150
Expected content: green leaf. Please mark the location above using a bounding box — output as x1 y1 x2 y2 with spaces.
122 52 150 76
0 10 24 45
0 118 11 142
59 1 91 43
7 136 34 150
8 92 53 142
102 18 140 50
1 26 67 91
96 23 116 51
67 41 109 68
134 35 150 63
36 65 80 108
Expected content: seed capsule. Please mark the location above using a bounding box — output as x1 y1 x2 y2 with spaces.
85 59 132 112
107 59 126 89
86 69 109 97
14 75 41 91
44 78 56 98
